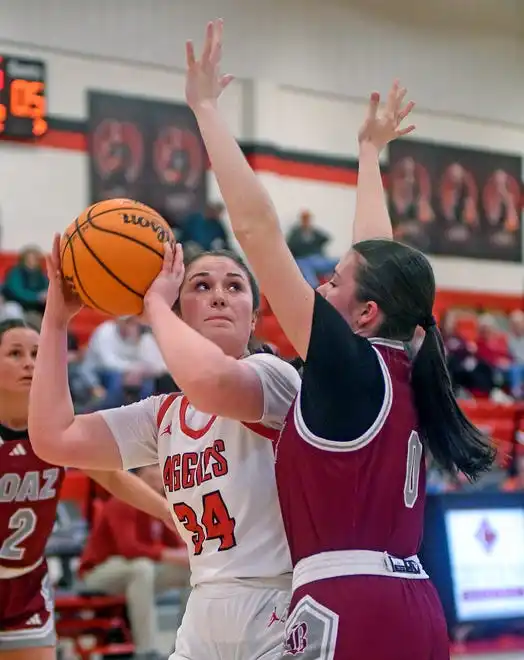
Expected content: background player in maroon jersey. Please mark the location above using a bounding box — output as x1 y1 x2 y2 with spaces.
0 319 183 660
180 20 495 659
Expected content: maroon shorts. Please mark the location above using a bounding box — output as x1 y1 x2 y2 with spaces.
283 576 450 660
0 561 56 650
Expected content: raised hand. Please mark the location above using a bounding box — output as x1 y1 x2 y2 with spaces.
143 242 185 316
358 80 415 152
185 19 234 111
44 233 83 327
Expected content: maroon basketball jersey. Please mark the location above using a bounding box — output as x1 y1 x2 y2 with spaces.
0 424 65 570
275 341 426 565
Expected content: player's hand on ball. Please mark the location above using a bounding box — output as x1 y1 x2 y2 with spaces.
358 80 416 152
44 233 83 326
185 19 234 111
143 242 185 314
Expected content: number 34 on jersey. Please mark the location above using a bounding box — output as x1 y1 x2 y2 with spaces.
173 490 236 555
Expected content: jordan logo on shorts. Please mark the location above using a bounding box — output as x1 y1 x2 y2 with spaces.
267 605 285 628
284 621 308 655
26 614 42 627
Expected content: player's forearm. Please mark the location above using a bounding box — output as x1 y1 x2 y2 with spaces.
145 295 237 411
88 469 172 524
28 316 76 455
352 142 393 244
192 102 280 240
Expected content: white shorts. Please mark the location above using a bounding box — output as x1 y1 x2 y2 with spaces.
170 579 290 660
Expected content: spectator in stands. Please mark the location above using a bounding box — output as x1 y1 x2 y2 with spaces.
476 313 513 402
2 246 48 322
67 331 109 412
443 313 495 398
83 317 167 406
0 283 25 321
181 201 231 257
507 310 524 398
286 210 338 288
78 465 190 660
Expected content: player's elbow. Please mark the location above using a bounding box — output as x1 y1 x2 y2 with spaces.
183 359 263 421
29 418 105 470
29 429 71 466
182 365 231 415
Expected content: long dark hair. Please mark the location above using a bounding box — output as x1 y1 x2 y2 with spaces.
353 239 495 481
181 249 271 355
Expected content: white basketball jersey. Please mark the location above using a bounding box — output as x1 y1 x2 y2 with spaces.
158 394 290 585
100 353 300 587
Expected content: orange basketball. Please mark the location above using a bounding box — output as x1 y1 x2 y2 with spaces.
60 198 175 316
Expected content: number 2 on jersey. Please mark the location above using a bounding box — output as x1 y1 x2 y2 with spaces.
173 490 236 555
404 430 423 508
0 509 37 561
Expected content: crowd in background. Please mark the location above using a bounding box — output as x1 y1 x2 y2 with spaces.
2 207 524 499
443 308 524 402
0 206 339 411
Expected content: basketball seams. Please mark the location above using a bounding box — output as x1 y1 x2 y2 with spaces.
68 224 113 315
60 201 104 260
87 218 166 259
61 204 159 257
73 216 145 300
60 200 172 317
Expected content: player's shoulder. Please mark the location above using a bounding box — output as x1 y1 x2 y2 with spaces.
243 352 301 385
155 392 183 430
98 393 179 437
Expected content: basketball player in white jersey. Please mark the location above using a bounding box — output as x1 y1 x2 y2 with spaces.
29 238 301 659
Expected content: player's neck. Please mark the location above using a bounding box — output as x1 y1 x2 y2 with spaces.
0 394 29 430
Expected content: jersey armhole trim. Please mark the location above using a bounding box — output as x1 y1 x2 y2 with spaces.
241 421 280 442
294 347 393 453
156 393 181 430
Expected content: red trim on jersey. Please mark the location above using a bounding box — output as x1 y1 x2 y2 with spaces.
242 422 280 442
179 397 217 439
156 393 180 430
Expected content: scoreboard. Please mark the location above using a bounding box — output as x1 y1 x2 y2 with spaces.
0 55 47 138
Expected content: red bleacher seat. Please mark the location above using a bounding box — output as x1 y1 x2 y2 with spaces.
454 315 479 342
459 400 524 421
0 252 18 281
57 474 134 658
69 307 109 347
59 469 91 518
55 593 133 660
459 401 524 468
255 296 297 358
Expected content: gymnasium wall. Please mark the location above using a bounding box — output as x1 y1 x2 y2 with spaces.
0 0 522 294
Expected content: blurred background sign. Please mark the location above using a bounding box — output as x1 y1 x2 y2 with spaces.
389 139 523 262
88 91 207 227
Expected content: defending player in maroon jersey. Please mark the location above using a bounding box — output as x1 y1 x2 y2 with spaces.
184 23 495 659
275 336 426 565
0 319 185 660
274 295 450 659
0 424 65 657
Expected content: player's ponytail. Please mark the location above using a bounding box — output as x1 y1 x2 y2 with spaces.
411 322 495 480
353 239 495 481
